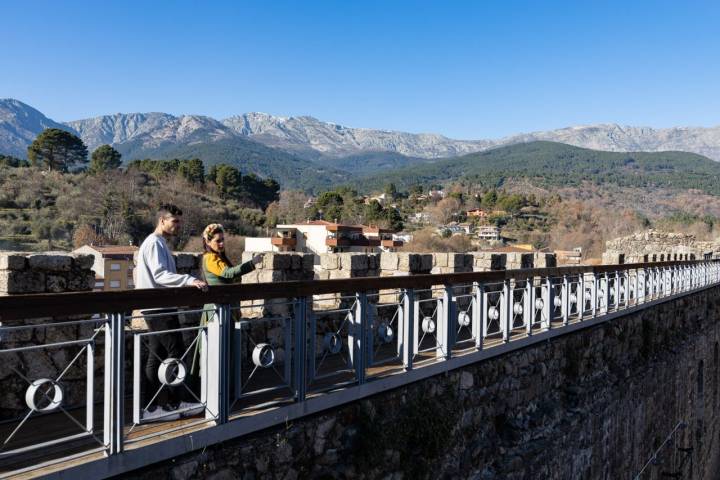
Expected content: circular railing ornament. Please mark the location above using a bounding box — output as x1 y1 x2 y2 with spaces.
377 322 394 343
422 317 436 334
488 307 500 321
569 293 577 305
513 303 523 315
158 358 187 386
25 378 64 412
323 332 343 354
553 296 562 308
534 298 544 310
458 312 471 327
584 291 592 302
252 343 275 368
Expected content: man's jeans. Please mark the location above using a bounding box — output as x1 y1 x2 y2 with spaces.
143 309 185 407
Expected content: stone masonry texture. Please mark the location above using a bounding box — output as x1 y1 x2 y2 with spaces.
602 230 719 264
0 252 94 295
129 286 720 480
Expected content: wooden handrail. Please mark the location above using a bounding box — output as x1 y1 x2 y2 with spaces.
0 259 714 322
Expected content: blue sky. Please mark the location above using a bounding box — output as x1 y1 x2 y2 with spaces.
2 0 719 138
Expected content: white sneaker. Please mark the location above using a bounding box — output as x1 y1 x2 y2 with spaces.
178 401 205 417
142 406 181 423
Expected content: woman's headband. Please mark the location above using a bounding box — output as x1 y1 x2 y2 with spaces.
203 223 225 241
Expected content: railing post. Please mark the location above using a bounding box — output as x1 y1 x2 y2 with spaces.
472 282 484 350
613 271 620 310
669 265 676 294
413 293 421 356
350 292 367 384
601 273 611 314
104 312 125 455
622 270 630 307
591 273 599 317
293 297 308 402
578 273 586 320
639 268 645 303
525 277 534 335
649 268 656 298
503 279 512 341
561 275 569 326
401 289 414 370
439 285 455 359
205 304 230 423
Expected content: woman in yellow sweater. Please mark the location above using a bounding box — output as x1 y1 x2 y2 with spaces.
192 223 263 374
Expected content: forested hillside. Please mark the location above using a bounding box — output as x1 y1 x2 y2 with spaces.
357 141 720 194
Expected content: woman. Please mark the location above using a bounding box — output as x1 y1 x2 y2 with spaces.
201 223 261 286
192 223 263 374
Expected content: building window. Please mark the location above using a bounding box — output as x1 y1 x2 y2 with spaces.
110 263 121 271
109 280 121 289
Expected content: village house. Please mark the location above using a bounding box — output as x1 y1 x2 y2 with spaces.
244 221 404 258
72 244 138 291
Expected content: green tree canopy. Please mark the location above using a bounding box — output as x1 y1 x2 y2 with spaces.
177 158 205 184
88 145 122 174
315 191 345 222
214 164 243 199
27 128 88 172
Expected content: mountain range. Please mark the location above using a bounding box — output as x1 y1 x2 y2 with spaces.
3 98 720 189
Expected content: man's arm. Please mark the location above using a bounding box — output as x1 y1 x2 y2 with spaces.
146 241 199 288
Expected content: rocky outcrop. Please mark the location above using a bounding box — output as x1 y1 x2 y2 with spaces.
0 99 76 158
7 98 720 163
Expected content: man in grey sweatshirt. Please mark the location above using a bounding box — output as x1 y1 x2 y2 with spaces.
136 204 207 416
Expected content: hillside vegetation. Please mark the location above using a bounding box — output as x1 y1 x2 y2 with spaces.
356 141 720 195
117 137 350 191
0 164 270 251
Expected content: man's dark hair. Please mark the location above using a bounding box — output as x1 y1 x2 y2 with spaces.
157 204 183 223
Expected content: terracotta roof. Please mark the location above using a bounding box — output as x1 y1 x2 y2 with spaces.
294 220 334 226
358 224 396 234
284 221 363 231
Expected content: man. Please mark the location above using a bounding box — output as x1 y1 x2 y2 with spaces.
136 204 207 419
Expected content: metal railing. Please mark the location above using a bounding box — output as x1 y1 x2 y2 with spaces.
0 259 718 478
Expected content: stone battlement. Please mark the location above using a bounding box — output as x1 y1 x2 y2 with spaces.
0 252 95 295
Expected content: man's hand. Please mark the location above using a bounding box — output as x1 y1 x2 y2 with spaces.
252 253 265 265
192 279 208 292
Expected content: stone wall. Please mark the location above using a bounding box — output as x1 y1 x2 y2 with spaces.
0 252 95 295
0 252 97 419
533 252 557 268
316 253 380 280
430 253 473 274
603 230 718 264
470 252 506 271
133 286 720 480
505 252 534 270
379 252 433 277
